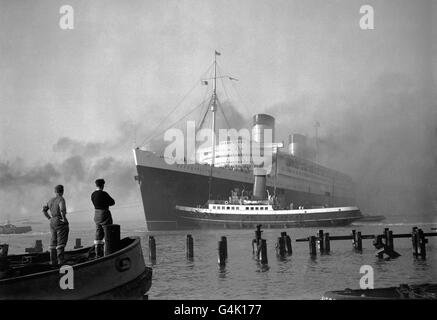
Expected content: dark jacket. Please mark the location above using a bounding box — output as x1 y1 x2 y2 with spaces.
91 190 115 210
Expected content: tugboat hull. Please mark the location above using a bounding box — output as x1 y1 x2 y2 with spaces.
176 206 363 229
0 237 152 300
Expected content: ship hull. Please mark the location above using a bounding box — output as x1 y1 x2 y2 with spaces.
136 163 358 230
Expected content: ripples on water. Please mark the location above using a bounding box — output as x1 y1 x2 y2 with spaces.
2 220 437 299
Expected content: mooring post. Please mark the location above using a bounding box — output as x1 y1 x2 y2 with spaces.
374 235 384 258
74 238 83 249
218 240 226 266
285 235 292 255
0 256 8 279
0 244 8 257
255 225 263 246
186 234 194 259
318 230 325 253
412 227 419 257
221 236 228 260
148 236 156 262
355 231 363 251
103 224 120 256
383 228 389 248
323 233 330 253
388 230 394 251
418 229 427 259
351 230 356 249
309 236 317 256
35 240 43 253
259 239 268 264
277 237 286 257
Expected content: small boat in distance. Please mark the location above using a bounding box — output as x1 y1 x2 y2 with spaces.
0 237 152 299
0 223 32 235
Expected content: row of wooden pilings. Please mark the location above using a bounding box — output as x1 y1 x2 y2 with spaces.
147 225 294 266
147 226 435 265
296 227 435 259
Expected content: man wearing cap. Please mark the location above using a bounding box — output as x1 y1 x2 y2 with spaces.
91 179 115 257
42 184 69 265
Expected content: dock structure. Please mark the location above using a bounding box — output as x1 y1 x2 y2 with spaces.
296 227 436 259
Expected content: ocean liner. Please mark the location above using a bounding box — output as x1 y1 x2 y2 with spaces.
133 52 361 230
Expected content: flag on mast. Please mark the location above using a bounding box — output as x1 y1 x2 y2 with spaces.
215 50 221 56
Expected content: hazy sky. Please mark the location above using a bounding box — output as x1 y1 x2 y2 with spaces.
0 0 436 222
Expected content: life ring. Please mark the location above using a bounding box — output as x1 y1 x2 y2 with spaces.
225 201 229 204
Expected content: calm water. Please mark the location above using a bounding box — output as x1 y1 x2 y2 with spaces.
2 218 437 299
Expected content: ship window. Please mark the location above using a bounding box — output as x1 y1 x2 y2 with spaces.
255 207 258 210
250 207 254 210
222 206 225 209
213 206 216 209
236 207 239 210
246 207 249 210
265 207 268 210
231 207 234 210
227 207 230 210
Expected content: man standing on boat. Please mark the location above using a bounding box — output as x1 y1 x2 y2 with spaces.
91 178 115 257
42 184 69 265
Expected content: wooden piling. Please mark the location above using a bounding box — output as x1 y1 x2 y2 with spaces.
221 236 228 260
285 235 292 255
74 238 83 249
309 236 317 256
259 239 268 264
355 231 363 251
186 234 194 259
388 230 394 250
218 240 226 266
374 235 384 258
254 225 263 245
318 230 324 253
323 233 330 253
412 227 419 257
277 237 286 257
351 230 356 249
417 229 427 259
148 236 156 262
103 224 120 256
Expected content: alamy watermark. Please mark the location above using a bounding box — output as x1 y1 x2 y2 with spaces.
163 121 274 174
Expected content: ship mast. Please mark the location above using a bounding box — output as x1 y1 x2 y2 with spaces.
208 51 219 200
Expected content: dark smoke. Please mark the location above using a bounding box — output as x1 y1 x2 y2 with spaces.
267 72 437 220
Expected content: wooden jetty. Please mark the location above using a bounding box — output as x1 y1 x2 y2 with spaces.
296 227 436 259
323 283 437 300
0 225 152 300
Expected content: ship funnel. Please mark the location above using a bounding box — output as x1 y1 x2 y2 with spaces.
289 133 307 158
253 167 267 200
252 114 275 144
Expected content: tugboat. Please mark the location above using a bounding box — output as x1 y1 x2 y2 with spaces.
0 223 32 235
176 167 363 229
0 235 152 299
